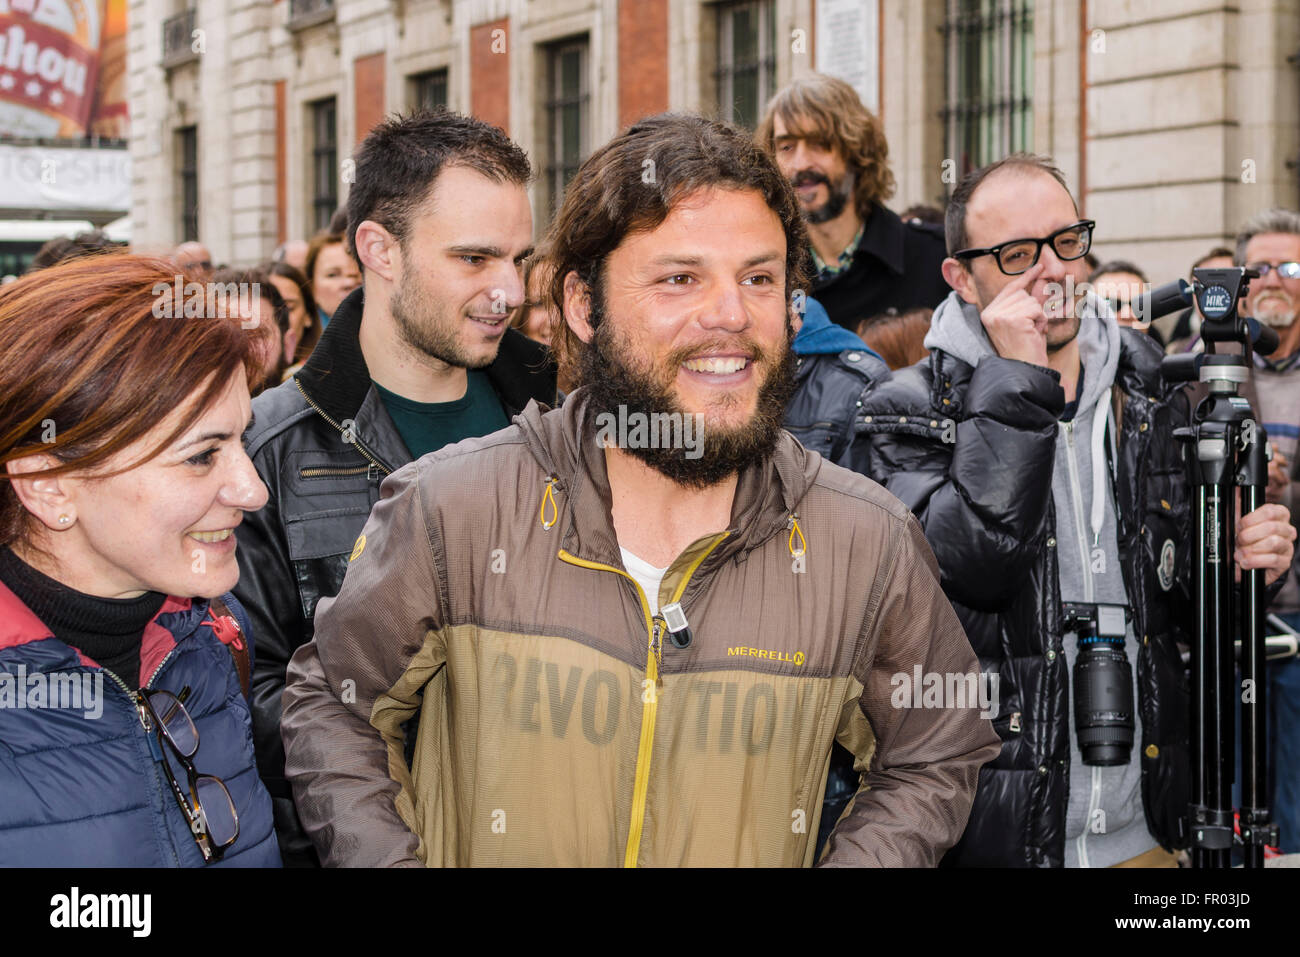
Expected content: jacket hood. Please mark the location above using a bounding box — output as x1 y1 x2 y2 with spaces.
793 298 873 356
511 388 821 569
922 291 991 368
924 289 1118 417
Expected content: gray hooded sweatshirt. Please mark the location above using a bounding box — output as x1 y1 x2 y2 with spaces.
924 290 1155 868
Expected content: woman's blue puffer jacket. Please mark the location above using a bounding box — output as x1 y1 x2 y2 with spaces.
0 583 280 867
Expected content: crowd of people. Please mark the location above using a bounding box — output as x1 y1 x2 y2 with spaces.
1 72 1297 869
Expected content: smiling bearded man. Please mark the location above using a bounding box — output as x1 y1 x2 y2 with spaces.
757 73 950 329
279 112 998 868
578 268 797 488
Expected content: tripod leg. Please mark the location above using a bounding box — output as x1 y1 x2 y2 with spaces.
1239 429 1273 867
1191 427 1235 868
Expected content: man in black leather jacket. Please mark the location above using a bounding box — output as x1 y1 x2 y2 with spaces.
849 153 1294 866
234 110 556 865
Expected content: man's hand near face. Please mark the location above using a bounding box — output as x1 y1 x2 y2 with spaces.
977 262 1049 368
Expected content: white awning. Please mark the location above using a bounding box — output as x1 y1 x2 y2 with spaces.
0 143 130 213
0 218 93 240
102 214 130 242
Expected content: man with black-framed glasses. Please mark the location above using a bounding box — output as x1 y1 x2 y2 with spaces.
847 153 1295 867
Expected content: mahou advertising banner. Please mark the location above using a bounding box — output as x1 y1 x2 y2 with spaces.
0 0 106 138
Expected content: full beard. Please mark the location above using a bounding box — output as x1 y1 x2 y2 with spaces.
391 269 494 370
793 170 855 226
1252 294 1298 328
579 300 796 489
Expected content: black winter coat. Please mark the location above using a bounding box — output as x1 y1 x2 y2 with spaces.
810 203 950 330
784 347 888 465
849 330 1195 866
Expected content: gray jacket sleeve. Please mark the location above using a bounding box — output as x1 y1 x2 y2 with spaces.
819 513 1002 867
281 463 443 867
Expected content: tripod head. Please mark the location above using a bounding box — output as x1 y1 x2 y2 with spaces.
1158 267 1277 388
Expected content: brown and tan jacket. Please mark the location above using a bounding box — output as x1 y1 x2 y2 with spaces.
281 390 1000 867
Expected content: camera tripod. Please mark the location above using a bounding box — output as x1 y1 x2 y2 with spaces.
1154 267 1280 868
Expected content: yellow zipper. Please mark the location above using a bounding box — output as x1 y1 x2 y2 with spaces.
556 549 655 867
556 531 729 867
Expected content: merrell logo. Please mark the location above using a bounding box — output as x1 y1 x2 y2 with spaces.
727 646 805 666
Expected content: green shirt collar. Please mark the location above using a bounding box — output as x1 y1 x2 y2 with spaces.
810 224 865 279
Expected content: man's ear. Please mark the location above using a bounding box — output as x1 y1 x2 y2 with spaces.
5 455 76 532
353 220 398 283
562 270 595 344
942 257 979 306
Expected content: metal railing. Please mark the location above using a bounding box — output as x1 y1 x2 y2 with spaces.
939 0 1034 182
1289 47 1300 201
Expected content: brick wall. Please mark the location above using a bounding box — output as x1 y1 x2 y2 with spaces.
617 0 668 128
354 51 386 146
470 17 510 132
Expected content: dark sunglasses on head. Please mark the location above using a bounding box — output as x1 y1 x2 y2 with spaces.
954 220 1096 276
136 686 239 863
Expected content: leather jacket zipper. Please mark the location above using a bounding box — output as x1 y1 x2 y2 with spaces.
298 464 380 480
294 378 391 477
1000 711 1021 733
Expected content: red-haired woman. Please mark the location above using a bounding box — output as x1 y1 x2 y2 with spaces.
0 254 280 866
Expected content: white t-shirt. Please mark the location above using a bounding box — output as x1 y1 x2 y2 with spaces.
620 547 669 617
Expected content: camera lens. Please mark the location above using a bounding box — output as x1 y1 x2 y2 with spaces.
1074 637 1135 766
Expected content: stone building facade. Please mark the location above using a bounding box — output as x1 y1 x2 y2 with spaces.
127 0 1299 284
